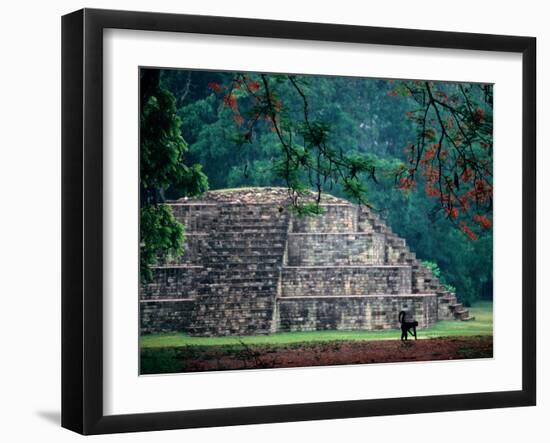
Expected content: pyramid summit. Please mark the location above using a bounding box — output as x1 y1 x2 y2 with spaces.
173 186 354 205
140 187 472 336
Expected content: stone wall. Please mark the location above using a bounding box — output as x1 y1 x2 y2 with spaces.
287 233 385 266
291 205 356 232
140 299 195 333
187 294 275 336
276 294 439 331
141 266 206 299
170 203 218 232
281 266 412 296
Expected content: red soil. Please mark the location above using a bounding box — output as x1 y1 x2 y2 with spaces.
179 336 493 372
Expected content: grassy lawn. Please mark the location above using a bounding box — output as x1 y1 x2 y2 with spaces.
140 301 493 349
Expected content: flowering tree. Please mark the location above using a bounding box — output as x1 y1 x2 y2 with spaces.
208 73 379 215
151 68 493 302
391 80 493 240
208 74 492 241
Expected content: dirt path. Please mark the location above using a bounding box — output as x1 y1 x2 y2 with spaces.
141 336 493 374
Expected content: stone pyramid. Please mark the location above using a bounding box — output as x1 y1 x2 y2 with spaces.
140 187 472 336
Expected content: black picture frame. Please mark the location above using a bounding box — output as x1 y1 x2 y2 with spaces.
61 8 536 435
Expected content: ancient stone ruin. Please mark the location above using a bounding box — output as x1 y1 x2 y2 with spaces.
140 187 472 336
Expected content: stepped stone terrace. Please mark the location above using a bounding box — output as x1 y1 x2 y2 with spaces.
140 187 472 336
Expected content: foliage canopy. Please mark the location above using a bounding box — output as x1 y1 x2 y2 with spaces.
140 68 493 303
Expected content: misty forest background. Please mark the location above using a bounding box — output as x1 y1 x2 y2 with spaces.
140 68 493 306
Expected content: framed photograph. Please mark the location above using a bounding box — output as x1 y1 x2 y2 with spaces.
62 8 536 435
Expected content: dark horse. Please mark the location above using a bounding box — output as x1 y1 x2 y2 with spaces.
398 311 418 341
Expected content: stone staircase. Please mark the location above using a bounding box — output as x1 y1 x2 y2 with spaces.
173 203 289 336
357 207 474 321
